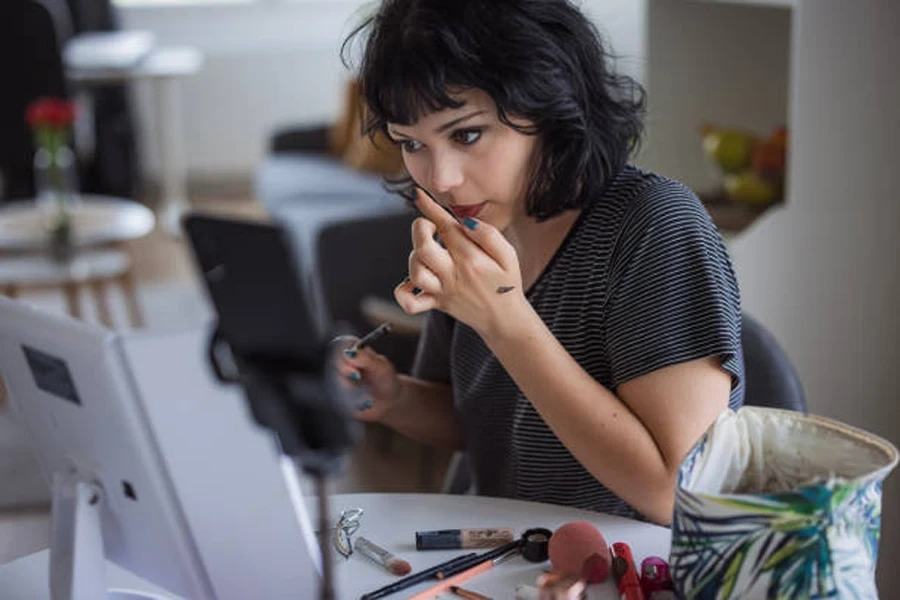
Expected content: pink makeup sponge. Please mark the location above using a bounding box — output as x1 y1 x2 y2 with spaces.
547 521 611 583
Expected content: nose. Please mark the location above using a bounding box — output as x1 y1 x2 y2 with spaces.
426 150 465 194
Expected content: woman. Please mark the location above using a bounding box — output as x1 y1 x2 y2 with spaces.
337 0 743 525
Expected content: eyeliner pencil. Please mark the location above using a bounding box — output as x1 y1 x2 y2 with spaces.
450 585 492 600
439 540 522 579
359 552 478 600
407 548 520 600
350 322 393 353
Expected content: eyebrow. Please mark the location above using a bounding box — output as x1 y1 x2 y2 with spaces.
389 110 487 139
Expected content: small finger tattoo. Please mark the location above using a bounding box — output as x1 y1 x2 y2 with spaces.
496 286 516 294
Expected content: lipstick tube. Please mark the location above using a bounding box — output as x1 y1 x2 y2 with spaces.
611 542 644 600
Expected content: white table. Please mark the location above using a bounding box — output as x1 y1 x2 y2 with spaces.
67 47 204 235
0 493 671 600
0 196 154 327
0 195 155 251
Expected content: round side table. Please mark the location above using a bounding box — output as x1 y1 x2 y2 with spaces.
0 250 142 329
0 196 156 328
0 195 155 251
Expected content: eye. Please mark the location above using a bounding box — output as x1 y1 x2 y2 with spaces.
451 128 483 145
399 139 423 153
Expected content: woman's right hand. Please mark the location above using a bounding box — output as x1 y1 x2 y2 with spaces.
333 337 400 423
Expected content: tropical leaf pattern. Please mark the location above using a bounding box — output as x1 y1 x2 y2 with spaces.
669 410 893 600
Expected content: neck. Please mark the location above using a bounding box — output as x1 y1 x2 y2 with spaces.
505 209 581 290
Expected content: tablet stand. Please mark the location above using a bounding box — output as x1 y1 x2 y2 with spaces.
207 326 362 600
49 470 170 600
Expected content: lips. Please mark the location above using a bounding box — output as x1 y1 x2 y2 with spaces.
449 203 485 220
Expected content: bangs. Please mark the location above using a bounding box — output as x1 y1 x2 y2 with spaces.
360 22 478 133
368 67 467 132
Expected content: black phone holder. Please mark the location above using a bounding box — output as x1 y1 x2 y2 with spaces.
207 324 361 600
206 325 361 476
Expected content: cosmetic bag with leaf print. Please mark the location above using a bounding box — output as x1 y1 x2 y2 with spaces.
670 406 898 600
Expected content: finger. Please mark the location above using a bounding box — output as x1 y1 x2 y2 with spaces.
409 257 444 295
459 216 519 272
354 398 375 413
410 212 451 249
338 349 379 388
409 234 453 277
414 189 472 253
414 188 459 228
337 364 363 385
331 334 360 352
411 216 440 250
341 344 380 365
394 280 439 314
336 355 365 376
410 218 454 277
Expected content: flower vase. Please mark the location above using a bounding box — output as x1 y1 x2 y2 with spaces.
34 144 79 262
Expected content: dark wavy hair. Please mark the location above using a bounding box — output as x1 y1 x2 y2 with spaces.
342 0 646 220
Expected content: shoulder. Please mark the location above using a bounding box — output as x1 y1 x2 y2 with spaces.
608 168 720 255
621 168 709 229
601 169 732 289
580 166 709 237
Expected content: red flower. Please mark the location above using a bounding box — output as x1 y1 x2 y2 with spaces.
26 97 76 129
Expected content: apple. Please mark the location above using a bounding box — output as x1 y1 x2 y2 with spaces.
769 125 788 149
724 172 776 205
751 141 786 180
703 129 756 174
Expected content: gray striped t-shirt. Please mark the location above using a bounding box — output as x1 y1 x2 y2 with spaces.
412 165 744 520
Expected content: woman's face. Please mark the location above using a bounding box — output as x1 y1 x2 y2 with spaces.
387 89 538 231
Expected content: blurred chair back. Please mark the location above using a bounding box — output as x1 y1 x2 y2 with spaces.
315 206 418 372
65 0 119 32
63 0 142 199
0 0 68 202
741 313 807 413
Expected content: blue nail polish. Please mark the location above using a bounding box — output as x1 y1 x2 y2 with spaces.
463 217 478 230
348 372 361 382
412 287 423 296
344 348 357 359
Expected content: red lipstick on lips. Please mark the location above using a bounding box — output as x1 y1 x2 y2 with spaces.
450 203 485 220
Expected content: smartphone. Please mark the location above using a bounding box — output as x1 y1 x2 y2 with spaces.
182 214 327 370
182 213 363 468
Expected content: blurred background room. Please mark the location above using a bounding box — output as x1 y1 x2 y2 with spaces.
1 0 897 592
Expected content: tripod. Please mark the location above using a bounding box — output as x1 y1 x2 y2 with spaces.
207 327 362 600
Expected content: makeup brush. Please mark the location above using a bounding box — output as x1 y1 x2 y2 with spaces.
354 537 412 576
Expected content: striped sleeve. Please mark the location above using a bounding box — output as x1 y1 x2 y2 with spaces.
411 309 455 384
605 180 742 389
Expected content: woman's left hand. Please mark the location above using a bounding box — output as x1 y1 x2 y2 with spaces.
394 190 525 335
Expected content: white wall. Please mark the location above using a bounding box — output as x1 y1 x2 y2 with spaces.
729 0 900 591
579 0 647 84
120 1 368 180
118 0 648 181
